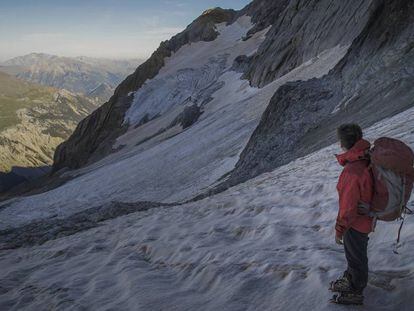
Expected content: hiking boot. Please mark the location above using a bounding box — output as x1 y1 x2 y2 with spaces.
330 292 364 305
329 272 353 293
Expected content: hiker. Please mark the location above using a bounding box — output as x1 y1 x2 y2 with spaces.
330 123 373 305
329 124 414 305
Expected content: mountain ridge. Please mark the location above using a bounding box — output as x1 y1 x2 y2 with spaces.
1 53 142 102
52 0 413 194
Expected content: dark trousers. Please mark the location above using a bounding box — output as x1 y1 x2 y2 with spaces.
343 227 369 293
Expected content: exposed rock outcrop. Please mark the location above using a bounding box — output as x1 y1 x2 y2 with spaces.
238 0 290 37
225 0 414 186
170 104 204 129
242 0 376 87
52 7 237 172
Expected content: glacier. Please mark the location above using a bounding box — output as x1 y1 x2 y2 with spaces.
0 105 413 310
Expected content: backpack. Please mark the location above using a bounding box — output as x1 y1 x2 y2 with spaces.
359 137 414 253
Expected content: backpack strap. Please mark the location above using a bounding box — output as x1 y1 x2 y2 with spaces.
393 215 405 255
393 175 407 255
371 215 378 232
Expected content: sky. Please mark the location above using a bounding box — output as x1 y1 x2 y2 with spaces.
0 0 251 61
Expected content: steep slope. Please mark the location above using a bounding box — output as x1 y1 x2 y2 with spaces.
240 0 376 87
1 105 413 310
1 53 142 101
0 72 99 190
52 7 237 171
225 0 414 187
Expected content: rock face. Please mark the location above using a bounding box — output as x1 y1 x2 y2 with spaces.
1 54 141 101
170 104 204 129
225 0 414 186
237 0 290 36
241 0 376 87
52 7 237 172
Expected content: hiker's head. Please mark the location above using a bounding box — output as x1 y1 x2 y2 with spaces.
337 123 363 151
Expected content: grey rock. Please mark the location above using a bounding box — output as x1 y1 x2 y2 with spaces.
238 0 291 38
243 0 376 87
231 55 251 73
225 0 414 187
171 104 204 129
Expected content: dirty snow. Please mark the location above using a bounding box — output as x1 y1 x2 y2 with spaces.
1 105 413 310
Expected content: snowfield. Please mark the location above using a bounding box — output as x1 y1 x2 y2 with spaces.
0 17 349 230
0 106 413 310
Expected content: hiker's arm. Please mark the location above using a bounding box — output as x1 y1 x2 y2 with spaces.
336 176 360 238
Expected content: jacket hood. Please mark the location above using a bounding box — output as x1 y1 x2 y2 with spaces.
335 138 371 166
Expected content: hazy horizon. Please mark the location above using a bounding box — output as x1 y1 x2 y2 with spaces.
0 0 251 62
0 52 145 63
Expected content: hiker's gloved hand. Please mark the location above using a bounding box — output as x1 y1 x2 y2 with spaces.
335 235 343 245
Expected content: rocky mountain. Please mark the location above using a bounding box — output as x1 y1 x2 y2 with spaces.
52 7 237 170
1 53 142 102
52 0 414 193
217 0 414 191
0 1 413 309
0 71 99 191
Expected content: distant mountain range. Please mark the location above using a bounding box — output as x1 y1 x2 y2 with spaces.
0 53 143 102
0 53 142 191
0 71 99 191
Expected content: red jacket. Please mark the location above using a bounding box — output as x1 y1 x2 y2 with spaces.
335 139 374 238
